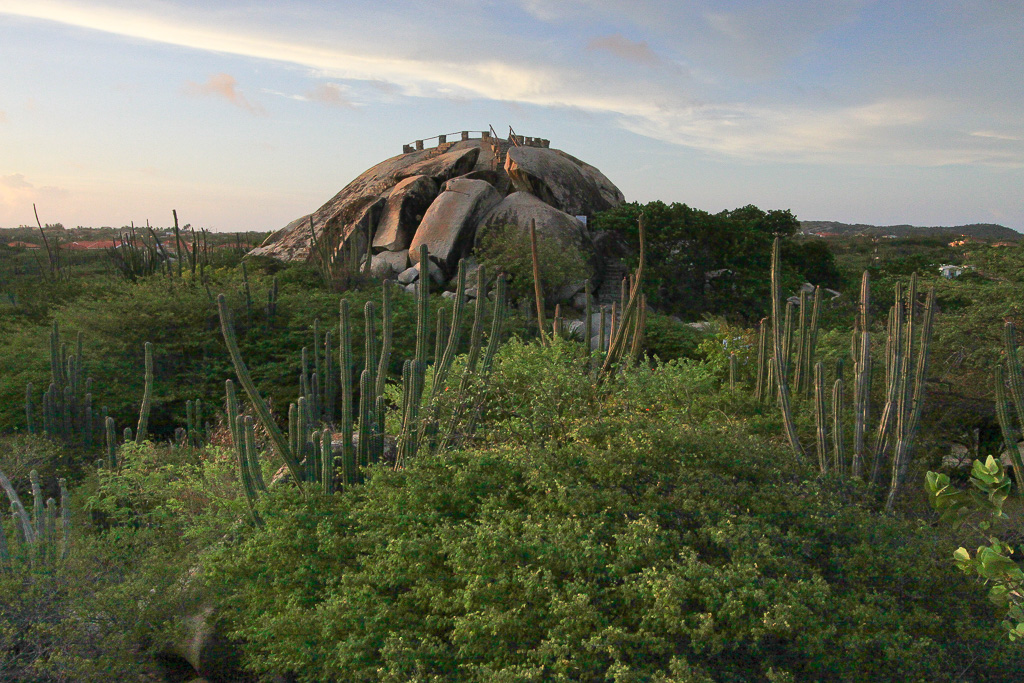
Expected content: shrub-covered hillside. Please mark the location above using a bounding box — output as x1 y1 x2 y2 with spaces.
3 213 1024 682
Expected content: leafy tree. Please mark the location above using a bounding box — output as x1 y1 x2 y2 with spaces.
592 201 840 321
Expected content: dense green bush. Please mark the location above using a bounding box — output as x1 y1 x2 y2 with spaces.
592 201 841 322
476 222 590 306
642 314 704 363
205 344 1023 682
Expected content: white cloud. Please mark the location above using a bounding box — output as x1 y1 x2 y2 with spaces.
586 34 662 66
0 173 70 215
305 83 356 108
1 0 1020 168
971 130 1022 142
184 73 265 114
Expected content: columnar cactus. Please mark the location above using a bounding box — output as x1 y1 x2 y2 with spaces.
217 294 306 494
769 237 805 459
884 279 935 512
832 378 846 473
851 272 871 478
105 416 117 468
584 280 593 354
995 322 1024 496
414 244 430 369
813 362 827 473
339 298 354 486
376 281 393 401
529 220 548 343
0 468 71 570
600 214 647 380
135 342 153 444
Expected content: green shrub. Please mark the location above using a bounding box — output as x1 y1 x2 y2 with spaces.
206 345 1024 682
476 223 590 306
641 313 704 362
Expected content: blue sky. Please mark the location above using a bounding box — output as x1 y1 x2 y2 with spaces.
1 0 1021 232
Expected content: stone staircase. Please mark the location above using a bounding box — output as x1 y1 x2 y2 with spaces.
597 258 629 308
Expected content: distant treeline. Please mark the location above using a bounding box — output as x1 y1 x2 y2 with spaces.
800 220 1021 241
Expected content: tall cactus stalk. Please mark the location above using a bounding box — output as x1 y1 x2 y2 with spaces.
339 299 354 487
0 468 72 569
217 294 306 494
782 300 794 380
754 319 767 402
529 219 548 344
321 428 334 494
376 280 393 400
770 237 806 459
995 321 1024 497
584 280 593 353
439 266 490 452
799 288 822 397
364 301 378 412
832 378 846 473
794 290 808 392
357 370 371 476
135 342 153 444
851 272 871 478
234 415 262 525
600 214 647 380
414 245 430 369
105 416 117 468
629 295 647 364
813 362 828 473
884 282 935 512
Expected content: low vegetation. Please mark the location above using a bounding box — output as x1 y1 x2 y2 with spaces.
2 208 1024 682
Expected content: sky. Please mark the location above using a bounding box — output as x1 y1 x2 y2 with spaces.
0 0 1022 233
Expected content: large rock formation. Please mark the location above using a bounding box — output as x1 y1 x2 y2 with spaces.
251 131 625 291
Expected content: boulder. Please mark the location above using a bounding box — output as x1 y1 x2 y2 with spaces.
415 258 448 286
553 150 625 207
398 266 419 284
367 249 409 278
476 192 590 252
396 146 480 183
504 146 617 217
409 178 501 275
571 290 593 310
398 261 445 286
373 175 438 251
459 169 512 195
556 278 588 304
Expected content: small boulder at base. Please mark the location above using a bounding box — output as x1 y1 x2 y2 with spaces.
410 178 501 275
397 266 420 285
368 250 409 278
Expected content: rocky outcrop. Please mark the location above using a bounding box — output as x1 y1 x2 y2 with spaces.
504 145 617 217
409 178 501 275
396 146 479 183
253 133 625 290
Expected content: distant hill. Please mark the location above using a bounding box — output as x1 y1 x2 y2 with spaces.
800 221 1021 242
